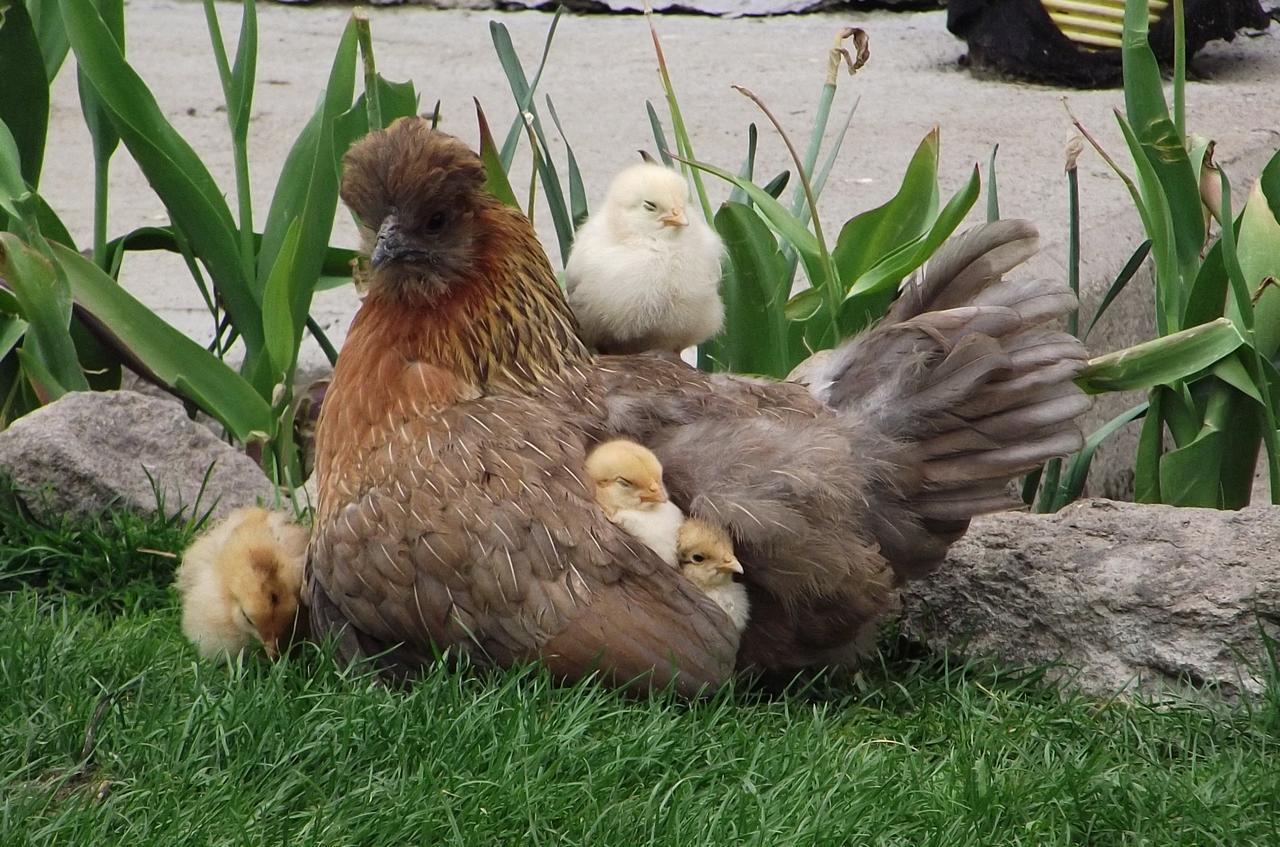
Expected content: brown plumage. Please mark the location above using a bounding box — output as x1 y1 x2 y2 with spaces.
307 117 1089 695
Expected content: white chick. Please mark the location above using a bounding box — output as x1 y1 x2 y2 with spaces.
678 518 749 633
566 162 724 354
585 439 685 567
174 507 310 660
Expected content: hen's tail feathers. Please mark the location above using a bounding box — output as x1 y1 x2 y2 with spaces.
791 220 1090 579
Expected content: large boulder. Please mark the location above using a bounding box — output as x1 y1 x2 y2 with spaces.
0 390 276 522
902 500 1280 699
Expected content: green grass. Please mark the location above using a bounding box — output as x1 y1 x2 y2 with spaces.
1 495 1279 845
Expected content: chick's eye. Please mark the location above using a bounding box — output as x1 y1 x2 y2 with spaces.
642 201 657 212
239 608 254 628
615 477 632 488
692 553 705 563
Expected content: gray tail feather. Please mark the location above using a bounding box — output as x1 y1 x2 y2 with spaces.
790 219 1090 579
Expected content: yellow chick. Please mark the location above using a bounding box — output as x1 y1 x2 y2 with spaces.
566 162 724 354
677 518 749 633
174 507 310 660
585 439 685 567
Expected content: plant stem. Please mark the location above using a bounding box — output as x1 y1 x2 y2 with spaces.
1172 0 1186 140
92 158 109 268
1067 163 1080 338
734 85 841 341
306 316 338 367
354 10 381 131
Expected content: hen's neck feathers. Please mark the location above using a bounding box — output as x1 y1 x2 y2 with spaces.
347 201 589 400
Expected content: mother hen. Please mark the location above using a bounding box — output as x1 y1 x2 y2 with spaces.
307 118 1089 696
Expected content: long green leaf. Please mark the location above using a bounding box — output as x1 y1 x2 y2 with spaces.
708 202 790 378
1114 111 1181 334
832 129 941 288
50 241 272 441
494 9 562 170
645 101 674 167
844 164 980 301
0 233 88 393
0 1 49 187
24 0 67 82
544 95 587 230
1075 316 1244 394
1121 0 1204 271
475 100 519 209
262 219 304 381
59 0 260 351
1084 239 1152 341
1057 402 1149 508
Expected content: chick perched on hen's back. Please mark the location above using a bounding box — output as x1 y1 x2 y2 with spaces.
585 439 685 567
678 518 749 633
174 507 310 660
566 162 724 355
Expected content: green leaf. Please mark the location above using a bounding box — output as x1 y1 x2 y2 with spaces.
24 0 67 82
679 156 822 279
475 99 519 209
1238 172 1280 358
0 0 49 187
1121 0 1205 272
729 124 758 208
645 101 674 167
0 233 89 393
544 95 587 230
832 129 942 288
1114 112 1181 334
0 119 29 221
1083 239 1152 341
493 9 562 170
59 0 260 352
262 218 304 381
1058 402 1149 507
50 241 272 441
1075 316 1245 394
844 164 980 301
1157 427 1225 508
708 202 790 377
75 0 123 174
784 286 824 322
985 144 999 223
0 314 27 360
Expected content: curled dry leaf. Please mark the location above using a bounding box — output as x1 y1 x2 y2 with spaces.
827 27 869 85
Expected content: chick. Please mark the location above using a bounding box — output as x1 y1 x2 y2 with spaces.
677 518 749 633
585 439 685 567
566 162 724 355
174 507 310 660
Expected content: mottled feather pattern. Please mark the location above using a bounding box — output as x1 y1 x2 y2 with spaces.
310 121 1089 689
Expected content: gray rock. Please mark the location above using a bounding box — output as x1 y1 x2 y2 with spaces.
902 500 1280 699
0 390 277 522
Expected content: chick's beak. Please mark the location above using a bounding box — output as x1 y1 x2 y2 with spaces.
718 557 744 575
659 207 688 228
262 638 280 660
639 482 668 503
370 213 405 269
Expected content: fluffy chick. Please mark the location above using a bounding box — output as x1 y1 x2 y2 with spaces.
585 439 685 567
677 518 749 633
566 162 724 354
174 507 310 660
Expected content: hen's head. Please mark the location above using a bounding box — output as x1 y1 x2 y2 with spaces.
603 162 690 239
586 439 669 514
677 518 742 588
340 118 489 301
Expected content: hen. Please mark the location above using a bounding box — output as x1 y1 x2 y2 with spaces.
307 118 1088 696
565 162 724 354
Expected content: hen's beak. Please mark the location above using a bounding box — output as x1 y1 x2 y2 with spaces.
717 557 744 575
371 213 405 269
659 207 688 228
639 482 668 503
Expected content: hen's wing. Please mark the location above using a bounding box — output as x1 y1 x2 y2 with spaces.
307 391 737 696
594 220 1087 673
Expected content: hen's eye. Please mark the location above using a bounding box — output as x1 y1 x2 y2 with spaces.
692 553 705 563
615 477 633 488
425 212 447 232
643 201 657 212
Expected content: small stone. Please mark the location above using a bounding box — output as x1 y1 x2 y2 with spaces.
901 499 1280 699
0 390 277 522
